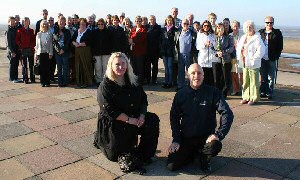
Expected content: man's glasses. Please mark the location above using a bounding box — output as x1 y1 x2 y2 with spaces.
265 22 273 25
48 20 53 21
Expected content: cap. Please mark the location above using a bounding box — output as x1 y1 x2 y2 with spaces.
72 14 79 19
120 12 125 17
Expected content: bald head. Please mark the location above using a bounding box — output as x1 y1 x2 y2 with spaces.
188 63 204 89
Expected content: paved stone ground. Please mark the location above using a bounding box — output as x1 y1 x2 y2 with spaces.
0 50 299 180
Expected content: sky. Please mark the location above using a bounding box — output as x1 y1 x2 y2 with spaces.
1 0 299 27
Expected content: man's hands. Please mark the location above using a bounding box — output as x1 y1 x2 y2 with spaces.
168 142 180 154
206 134 219 143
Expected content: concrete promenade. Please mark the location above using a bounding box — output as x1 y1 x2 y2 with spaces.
0 50 299 180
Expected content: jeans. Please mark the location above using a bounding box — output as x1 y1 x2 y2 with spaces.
163 56 173 85
55 52 69 86
260 60 276 96
22 52 35 82
178 53 191 88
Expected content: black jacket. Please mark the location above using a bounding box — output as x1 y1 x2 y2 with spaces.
108 25 128 53
147 23 161 57
6 26 18 54
53 27 71 53
160 26 180 59
259 28 283 60
94 76 148 152
170 84 234 144
91 28 113 56
71 29 92 46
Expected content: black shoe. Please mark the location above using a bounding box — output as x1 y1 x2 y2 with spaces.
260 93 267 98
96 82 100 87
162 84 168 88
200 156 211 173
266 94 273 99
152 81 157 85
41 84 45 87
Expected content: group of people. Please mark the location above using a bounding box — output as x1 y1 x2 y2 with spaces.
6 6 283 173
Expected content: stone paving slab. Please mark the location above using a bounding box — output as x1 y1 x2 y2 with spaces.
274 106 300 117
227 120 289 148
6 108 49 122
254 111 299 125
0 122 33 141
37 102 79 114
61 135 99 158
22 115 69 131
0 158 34 180
40 160 116 180
219 138 254 158
2 88 30 96
0 102 33 113
0 92 7 98
147 93 169 104
205 160 282 180
68 97 98 108
0 132 55 156
88 153 126 177
56 108 97 123
83 105 99 113
0 148 11 161
231 105 270 119
25 97 62 106
54 92 90 101
148 100 173 116
12 92 47 101
0 113 17 126
75 118 97 133
0 96 22 104
40 123 93 143
17 145 81 174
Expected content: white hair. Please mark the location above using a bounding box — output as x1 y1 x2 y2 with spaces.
243 20 256 34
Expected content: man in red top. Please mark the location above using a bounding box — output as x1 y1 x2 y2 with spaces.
17 17 35 83
129 16 147 85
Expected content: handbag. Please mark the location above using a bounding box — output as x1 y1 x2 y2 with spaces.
117 149 146 175
34 59 41 75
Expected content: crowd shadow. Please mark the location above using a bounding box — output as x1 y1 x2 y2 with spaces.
138 156 299 179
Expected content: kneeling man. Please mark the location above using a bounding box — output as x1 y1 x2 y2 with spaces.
167 63 234 172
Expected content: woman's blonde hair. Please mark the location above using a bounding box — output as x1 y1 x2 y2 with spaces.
106 52 138 86
243 20 256 34
40 20 49 32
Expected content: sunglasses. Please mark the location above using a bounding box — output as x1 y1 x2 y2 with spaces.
48 20 53 21
265 22 273 24
203 24 209 27
183 23 189 25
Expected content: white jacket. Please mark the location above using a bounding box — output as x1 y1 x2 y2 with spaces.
236 33 265 69
35 31 53 56
196 32 217 68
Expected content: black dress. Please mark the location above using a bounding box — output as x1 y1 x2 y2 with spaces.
94 76 159 162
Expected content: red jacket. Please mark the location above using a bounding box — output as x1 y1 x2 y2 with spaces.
16 27 35 50
130 26 147 56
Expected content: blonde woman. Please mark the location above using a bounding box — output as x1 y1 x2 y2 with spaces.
236 20 265 105
94 52 159 167
35 20 53 87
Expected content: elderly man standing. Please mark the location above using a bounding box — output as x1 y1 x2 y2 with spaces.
167 63 234 172
259 16 283 99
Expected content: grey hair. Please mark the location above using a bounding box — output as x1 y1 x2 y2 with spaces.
243 20 256 34
106 52 138 86
231 20 240 28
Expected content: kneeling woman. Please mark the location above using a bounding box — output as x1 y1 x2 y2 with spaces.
94 52 159 165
